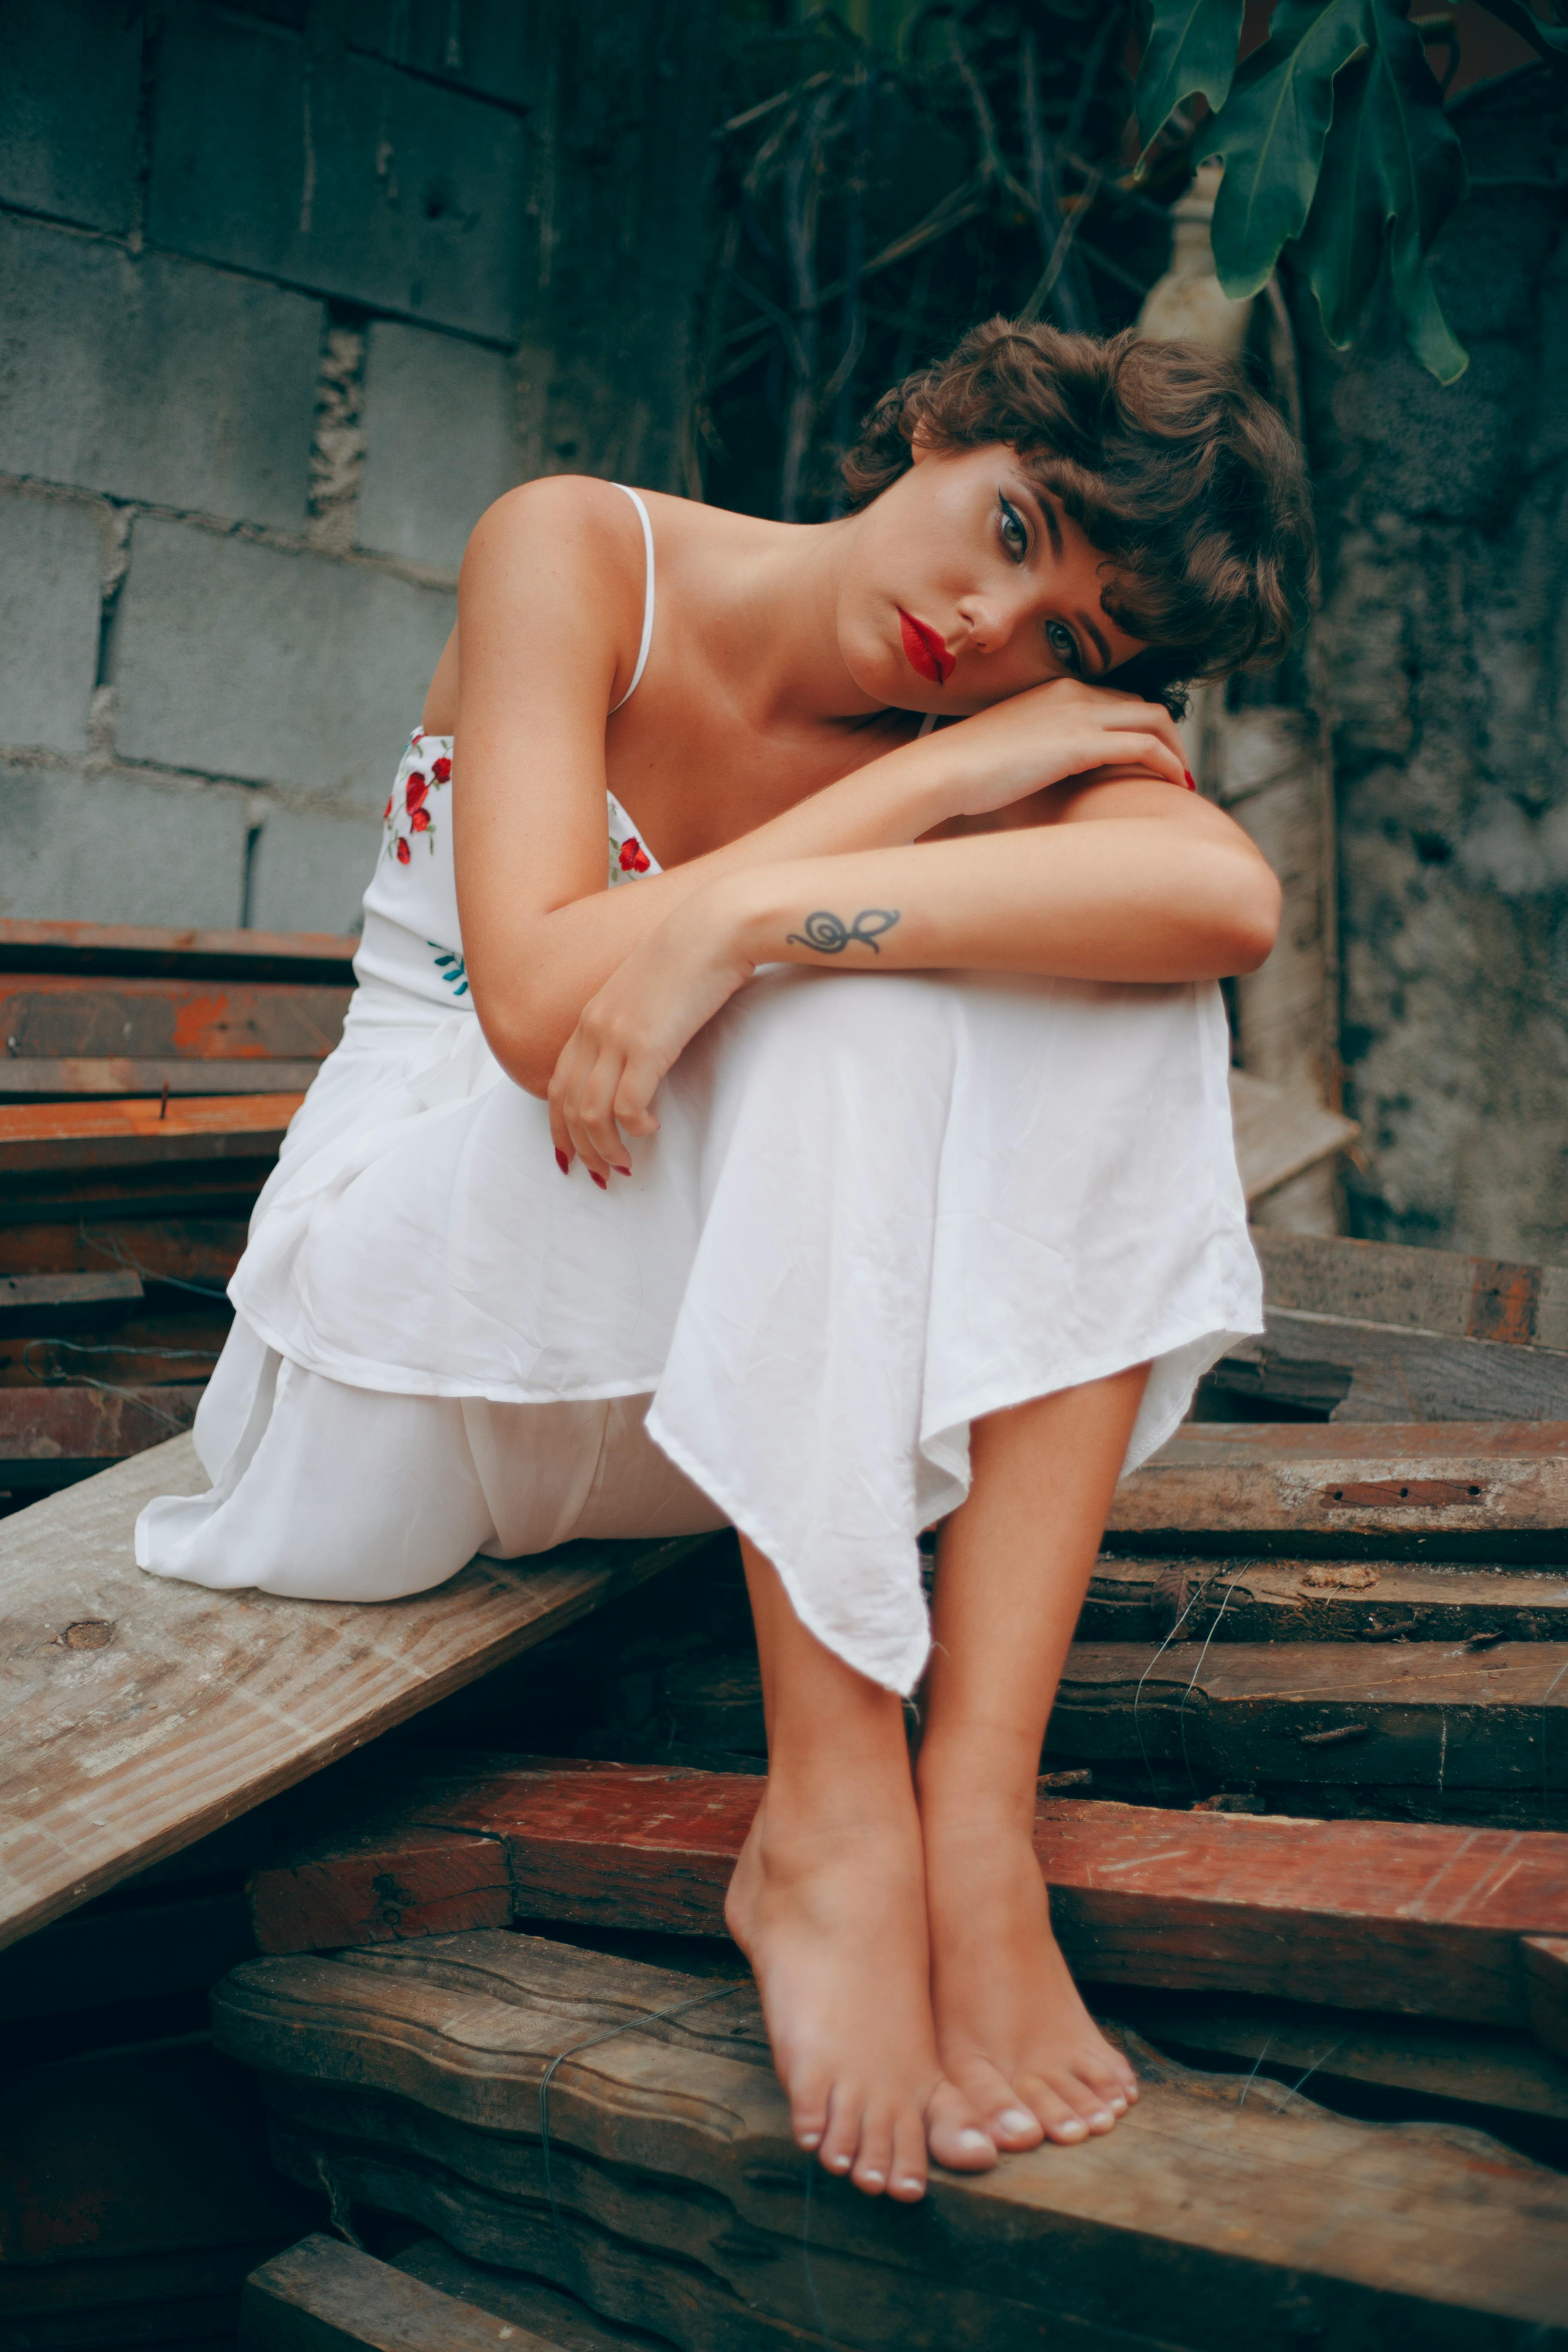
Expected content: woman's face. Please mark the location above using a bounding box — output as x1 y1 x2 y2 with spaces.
837 438 1148 714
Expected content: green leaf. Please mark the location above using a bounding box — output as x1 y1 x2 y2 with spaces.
1133 0 1246 154
1200 0 1377 301
1468 0 1568 63
1293 1 1470 381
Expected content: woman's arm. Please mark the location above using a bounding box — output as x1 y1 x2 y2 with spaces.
453 484 1192 1092
547 779 1279 1179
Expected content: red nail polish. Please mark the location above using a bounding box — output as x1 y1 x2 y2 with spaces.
590 1170 607 1190
554 1148 570 1174
1182 769 1197 790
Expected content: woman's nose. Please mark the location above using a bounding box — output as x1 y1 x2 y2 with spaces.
955 593 1024 657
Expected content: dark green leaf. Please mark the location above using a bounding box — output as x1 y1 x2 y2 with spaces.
1133 0 1246 154
1469 0 1568 63
1294 1 1470 381
1201 0 1376 300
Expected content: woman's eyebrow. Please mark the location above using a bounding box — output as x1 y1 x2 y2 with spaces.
1076 609 1113 671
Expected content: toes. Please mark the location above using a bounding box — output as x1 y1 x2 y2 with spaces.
925 2079 998 2174
817 2082 862 2181
790 2075 831 2157
888 2111 928 2203
1015 2070 1115 2145
943 2054 1040 2152
851 2106 898 2197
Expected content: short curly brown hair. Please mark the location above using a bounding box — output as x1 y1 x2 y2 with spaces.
843 317 1315 713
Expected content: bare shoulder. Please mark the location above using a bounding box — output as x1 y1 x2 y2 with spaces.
464 473 647 587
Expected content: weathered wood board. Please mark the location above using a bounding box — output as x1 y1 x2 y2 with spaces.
243 1761 1568 2027
0 1214 248 1288
0 916 357 984
0 974 350 1062
0 1092 304 1179
1079 1556 1568 1643
242 2236 557 2352
1106 1421 1568 1558
0 1441 718 1950
394 2236 671 2352
0 1384 201 1486
1210 1308 1568 1422
1254 1228 1568 1352
0 1054 328 1098
1044 1638 1568 1789
1228 1067 1358 1201
1096 1987 1568 2127
213 1930 1568 2348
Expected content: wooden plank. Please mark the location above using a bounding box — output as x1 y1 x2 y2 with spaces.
1043 1638 1568 1791
243 1761 1568 2026
241 2236 558 2352
0 974 350 1062
1106 1421 1568 1559
0 1093 303 1178
0 916 357 984
1524 1936 1568 2061
0 1161 280 1223
1228 1066 1358 1202
1098 1986 1568 2127
1254 1228 1568 1353
213 1930 1568 2345
1209 1307 1568 1422
392 2238 671 2352
0 1055 327 1096
0 1385 200 1483
1080 1557 1568 1644
0 1439 721 1951
0 1216 247 1289
0 1268 142 1329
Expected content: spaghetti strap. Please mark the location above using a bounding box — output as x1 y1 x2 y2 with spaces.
610 484 656 711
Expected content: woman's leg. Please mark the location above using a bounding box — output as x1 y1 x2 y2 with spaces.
918 1364 1150 2152
724 1537 997 2201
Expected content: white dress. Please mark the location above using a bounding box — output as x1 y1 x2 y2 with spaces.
137 487 1263 1694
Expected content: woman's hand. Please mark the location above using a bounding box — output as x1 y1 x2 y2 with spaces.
934 677 1190 819
547 890 753 1183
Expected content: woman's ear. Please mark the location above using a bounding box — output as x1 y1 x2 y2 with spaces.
908 422 937 464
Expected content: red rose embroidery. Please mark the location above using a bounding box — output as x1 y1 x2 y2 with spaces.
619 837 650 874
382 795 393 822
405 773 428 815
396 836 412 865
410 807 431 833
432 756 452 782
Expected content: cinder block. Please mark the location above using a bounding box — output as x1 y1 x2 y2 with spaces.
0 1 141 232
0 762 248 926
0 494 105 754
111 519 454 804
347 0 539 107
244 804 378 937
357 322 520 570
0 217 320 528
148 12 530 342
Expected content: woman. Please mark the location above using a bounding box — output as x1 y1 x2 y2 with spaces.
139 319 1311 2203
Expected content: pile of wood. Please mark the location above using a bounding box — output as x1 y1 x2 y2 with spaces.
4 1185 1568 2342
0 917 352 1510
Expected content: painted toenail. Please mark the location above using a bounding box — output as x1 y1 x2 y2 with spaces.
958 2128 992 2154
999 2107 1037 2137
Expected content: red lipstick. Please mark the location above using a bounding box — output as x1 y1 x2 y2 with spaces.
898 608 952 686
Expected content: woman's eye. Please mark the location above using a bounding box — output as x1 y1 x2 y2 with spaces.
1046 620 1082 674
998 496 1028 561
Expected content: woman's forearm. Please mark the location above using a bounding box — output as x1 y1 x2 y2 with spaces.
712 820 1280 986
479 729 959 1087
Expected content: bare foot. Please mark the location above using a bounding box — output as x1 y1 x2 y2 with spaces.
922 1801 1141 2153
725 1787 997 2199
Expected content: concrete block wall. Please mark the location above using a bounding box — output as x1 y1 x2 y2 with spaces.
0 0 717 935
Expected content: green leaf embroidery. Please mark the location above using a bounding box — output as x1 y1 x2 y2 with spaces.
1134 0 1246 156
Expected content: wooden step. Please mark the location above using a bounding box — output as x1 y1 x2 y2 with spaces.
1079 1556 1568 1643
0 1440 720 1951
0 1384 201 1488
213 1929 1568 2347
243 2236 558 2351
0 1092 305 1179
1107 1421 1568 1559
242 1758 1568 2032
0 915 357 984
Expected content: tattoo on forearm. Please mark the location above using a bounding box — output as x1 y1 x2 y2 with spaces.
785 908 901 956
